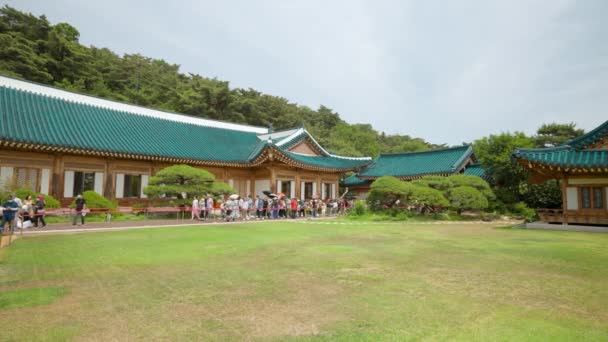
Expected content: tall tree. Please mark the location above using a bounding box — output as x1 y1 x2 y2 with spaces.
534 122 584 147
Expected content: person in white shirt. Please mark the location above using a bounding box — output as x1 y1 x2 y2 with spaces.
192 196 200 220
242 198 249 220
206 195 214 220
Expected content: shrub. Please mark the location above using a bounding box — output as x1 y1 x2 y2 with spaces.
352 200 366 216
0 189 60 208
447 174 496 201
521 180 562 209
511 202 537 222
366 176 408 211
144 164 223 200
447 186 488 213
71 191 116 209
412 175 452 191
408 185 449 207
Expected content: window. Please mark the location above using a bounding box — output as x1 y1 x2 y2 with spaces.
281 180 292 197
73 171 95 197
124 175 141 198
580 187 605 209
323 183 332 199
15 167 39 191
304 182 313 199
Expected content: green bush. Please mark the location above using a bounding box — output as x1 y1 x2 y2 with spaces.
447 186 489 212
353 200 366 216
366 176 408 211
70 191 117 209
447 174 496 201
408 185 449 207
0 189 60 208
510 202 537 222
521 180 562 209
412 175 452 191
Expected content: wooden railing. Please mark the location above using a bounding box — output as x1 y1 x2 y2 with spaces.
537 209 608 225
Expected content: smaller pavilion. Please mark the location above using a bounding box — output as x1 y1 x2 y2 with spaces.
513 120 608 225
343 145 478 198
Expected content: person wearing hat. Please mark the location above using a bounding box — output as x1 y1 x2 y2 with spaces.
73 194 87 226
1 195 19 233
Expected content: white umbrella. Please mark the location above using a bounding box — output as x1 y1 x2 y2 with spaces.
229 194 239 200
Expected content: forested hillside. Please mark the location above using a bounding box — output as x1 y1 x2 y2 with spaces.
0 6 442 157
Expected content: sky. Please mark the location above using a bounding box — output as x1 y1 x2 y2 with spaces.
5 0 608 145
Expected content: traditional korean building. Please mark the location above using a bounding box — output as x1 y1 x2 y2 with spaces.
0 75 372 205
343 145 479 198
513 120 608 225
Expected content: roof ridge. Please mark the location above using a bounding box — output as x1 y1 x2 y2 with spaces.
514 145 573 153
328 154 373 161
450 145 474 171
378 144 470 157
563 119 608 149
259 127 301 136
0 74 269 134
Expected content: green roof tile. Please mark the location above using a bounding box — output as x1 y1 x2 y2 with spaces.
342 174 370 186
358 145 474 178
564 120 608 149
0 78 372 171
281 151 372 170
463 163 488 179
0 86 262 162
513 120 608 169
513 146 608 168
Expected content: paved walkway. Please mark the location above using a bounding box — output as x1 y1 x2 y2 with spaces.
17 216 338 235
13 217 525 236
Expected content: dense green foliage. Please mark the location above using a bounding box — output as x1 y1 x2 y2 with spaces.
447 186 489 212
473 122 584 209
366 176 451 211
143 165 234 200
535 122 585 147
70 190 116 209
521 180 563 209
0 6 440 158
365 176 408 210
0 188 60 208
413 174 495 202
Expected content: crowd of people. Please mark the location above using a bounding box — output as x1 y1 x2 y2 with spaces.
0 193 48 233
0 191 352 232
191 194 352 222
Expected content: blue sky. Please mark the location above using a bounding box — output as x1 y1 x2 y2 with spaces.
6 0 607 145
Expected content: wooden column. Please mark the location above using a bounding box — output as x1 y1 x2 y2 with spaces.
269 164 277 193
315 173 321 198
51 154 63 200
561 175 568 225
250 172 255 197
295 169 301 199
104 160 113 199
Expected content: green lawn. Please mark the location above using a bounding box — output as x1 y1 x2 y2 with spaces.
0 221 607 341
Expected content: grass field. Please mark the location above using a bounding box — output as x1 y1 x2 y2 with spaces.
0 221 607 341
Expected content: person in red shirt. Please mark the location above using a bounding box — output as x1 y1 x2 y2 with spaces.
290 198 297 218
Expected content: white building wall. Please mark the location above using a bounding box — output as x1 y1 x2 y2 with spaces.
115 173 125 198
64 171 74 198
566 187 578 210
40 169 50 195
